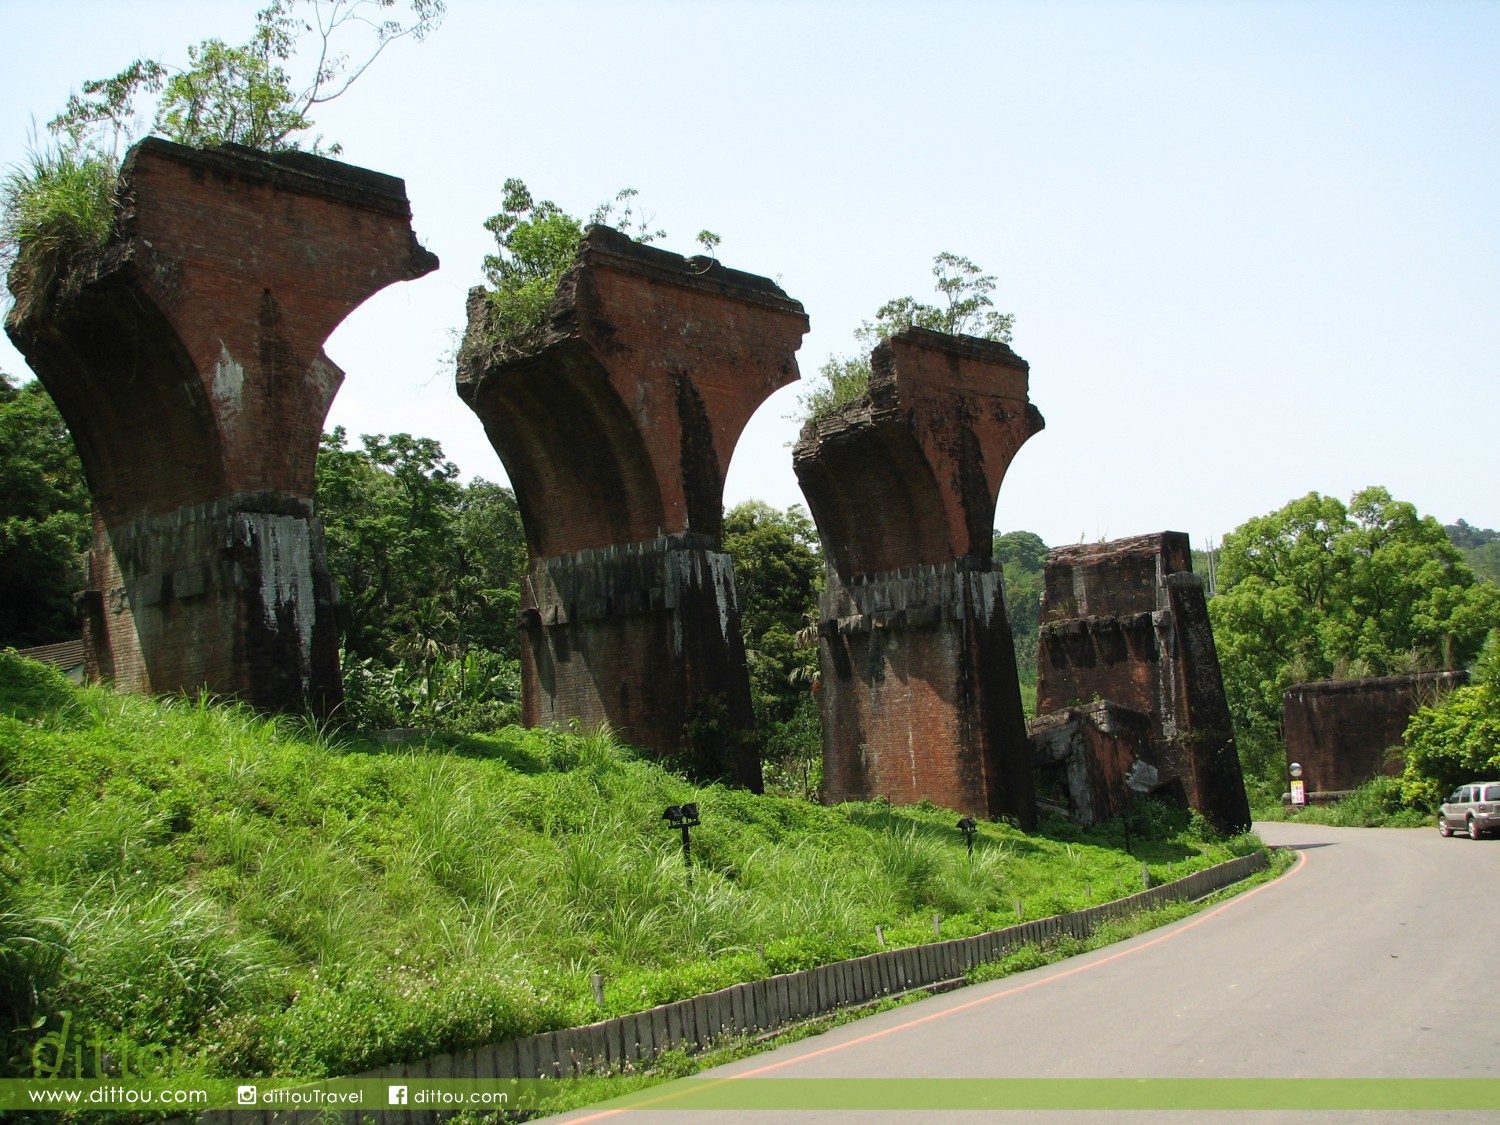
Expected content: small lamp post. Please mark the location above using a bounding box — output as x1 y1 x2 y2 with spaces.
956 816 978 858
1289 762 1306 807
663 802 701 885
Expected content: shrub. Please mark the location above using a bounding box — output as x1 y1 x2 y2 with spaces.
473 181 713 357
0 145 117 301
1401 682 1500 808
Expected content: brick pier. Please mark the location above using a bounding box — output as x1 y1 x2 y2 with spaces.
457 227 807 786
5 138 437 713
794 328 1043 825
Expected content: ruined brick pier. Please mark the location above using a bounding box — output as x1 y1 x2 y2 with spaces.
1036 534 1251 833
1283 671 1467 799
457 227 808 787
794 328 1043 826
4 138 437 714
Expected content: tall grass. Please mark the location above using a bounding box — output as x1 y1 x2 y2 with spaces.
1 144 117 286
0 823 67 1074
0 651 1257 1082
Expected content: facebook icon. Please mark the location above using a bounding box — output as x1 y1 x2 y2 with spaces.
389 1085 409 1106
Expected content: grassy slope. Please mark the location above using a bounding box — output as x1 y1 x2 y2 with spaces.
0 653 1259 1081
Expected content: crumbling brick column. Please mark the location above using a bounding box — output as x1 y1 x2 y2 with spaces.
1031 701 1152 827
1283 671 1467 799
793 328 1043 826
1036 534 1252 833
4 138 437 714
456 227 808 787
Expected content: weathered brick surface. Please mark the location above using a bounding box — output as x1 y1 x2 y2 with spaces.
5 138 437 713
1031 701 1151 826
458 227 807 783
1037 534 1251 833
795 328 1043 825
1283 671 1467 797
517 534 759 788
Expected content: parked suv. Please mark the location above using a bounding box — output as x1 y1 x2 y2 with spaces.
1438 782 1500 839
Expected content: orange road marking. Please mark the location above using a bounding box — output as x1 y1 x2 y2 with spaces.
564 846 1309 1122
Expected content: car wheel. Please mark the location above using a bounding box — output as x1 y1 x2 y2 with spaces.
1439 817 1453 837
1469 818 1484 841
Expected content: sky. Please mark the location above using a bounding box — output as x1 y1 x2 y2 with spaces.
2 0 1496 550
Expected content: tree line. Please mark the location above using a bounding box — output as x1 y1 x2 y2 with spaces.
5 370 1495 809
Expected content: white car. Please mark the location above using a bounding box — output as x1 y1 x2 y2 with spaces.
1438 782 1500 839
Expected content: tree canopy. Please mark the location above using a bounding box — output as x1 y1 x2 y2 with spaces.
722 501 823 797
314 427 526 729
4 2 444 288
1444 519 1500 585
0 372 89 648
993 530 1048 701
1400 637 1500 808
1209 486 1500 792
50 1 445 157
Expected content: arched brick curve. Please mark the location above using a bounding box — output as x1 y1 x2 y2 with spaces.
4 138 438 714
793 327 1045 824
460 340 665 560
457 227 809 785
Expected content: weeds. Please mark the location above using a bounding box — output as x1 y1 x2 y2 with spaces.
1254 775 1428 828
1 141 117 276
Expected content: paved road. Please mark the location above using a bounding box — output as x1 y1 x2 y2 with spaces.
552 823 1500 1123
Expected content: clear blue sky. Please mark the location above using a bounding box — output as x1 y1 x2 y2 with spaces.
3 0 1496 549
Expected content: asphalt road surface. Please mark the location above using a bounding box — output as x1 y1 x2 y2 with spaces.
551 822 1499 1123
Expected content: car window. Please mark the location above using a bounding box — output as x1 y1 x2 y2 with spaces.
1456 787 1472 803
1485 785 1500 802
1448 790 1463 803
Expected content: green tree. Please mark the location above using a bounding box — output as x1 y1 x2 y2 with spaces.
993 530 1048 698
1209 487 1500 793
316 427 460 662
314 429 529 729
51 1 445 156
800 252 1016 421
473 179 714 357
450 479 528 659
724 501 822 724
723 501 824 796
0 373 90 647
1444 520 1500 585
1462 542 1500 586
1444 519 1498 551
1400 634 1500 809
476 179 588 356
5 3 443 285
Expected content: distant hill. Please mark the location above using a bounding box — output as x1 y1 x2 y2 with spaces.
1445 520 1500 584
